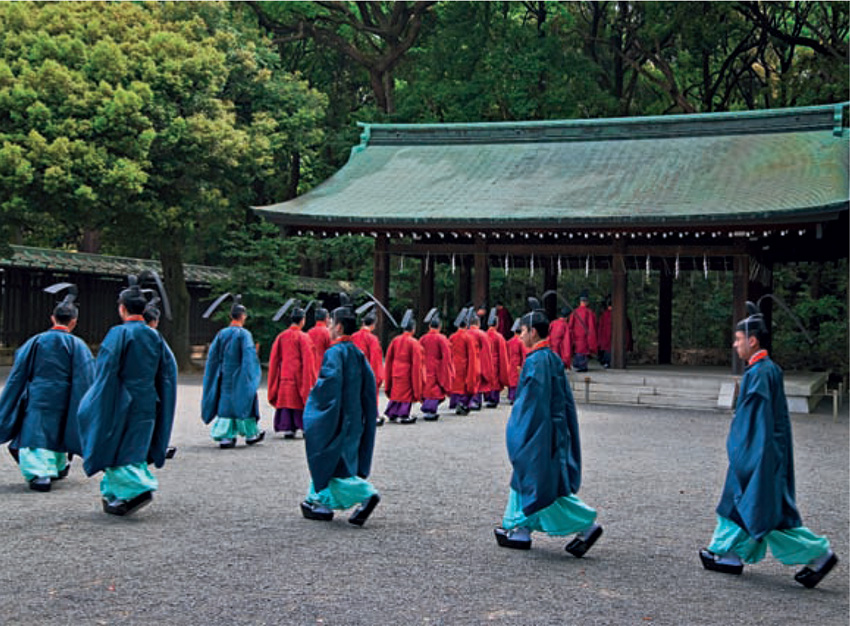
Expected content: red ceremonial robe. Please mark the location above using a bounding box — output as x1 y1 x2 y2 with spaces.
548 318 572 368
468 328 494 394
352 328 384 394
568 304 598 356
268 325 317 410
307 320 332 372
420 328 455 400
384 331 424 403
506 334 527 387
449 329 480 395
496 307 513 340
486 327 511 391
597 309 612 353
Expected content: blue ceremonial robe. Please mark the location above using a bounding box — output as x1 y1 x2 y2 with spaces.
0 329 94 455
716 355 802 541
77 320 177 476
304 339 377 492
507 344 582 517
201 325 261 424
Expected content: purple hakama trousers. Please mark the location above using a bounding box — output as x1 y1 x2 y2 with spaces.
449 393 472 409
274 408 303 433
484 390 501 406
385 400 412 418
421 398 443 414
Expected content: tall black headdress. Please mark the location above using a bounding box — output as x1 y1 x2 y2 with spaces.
510 318 521 333
736 295 813 345
520 296 549 332
203 292 244 320
400 309 415 332
466 308 481 327
355 300 377 326
353 288 398 328
272 298 304 323
453 307 469 329
142 289 162 324
487 307 498 327
423 308 440 327
331 292 357 333
120 271 171 319
542 290 574 317
44 282 79 320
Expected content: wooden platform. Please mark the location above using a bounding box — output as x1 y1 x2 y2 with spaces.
567 365 829 414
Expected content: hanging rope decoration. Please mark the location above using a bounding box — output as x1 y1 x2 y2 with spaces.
703 254 709 280
505 253 509 275
557 255 562 276
451 253 456 275
675 253 680 280
645 254 651 284
424 251 430 274
585 255 590 277
530 253 535 278
400 255 405 271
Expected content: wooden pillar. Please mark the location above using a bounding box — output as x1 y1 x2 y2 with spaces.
658 269 673 364
373 234 391 348
543 257 557 320
473 238 489 308
419 254 434 319
732 254 750 375
611 243 628 369
458 255 472 306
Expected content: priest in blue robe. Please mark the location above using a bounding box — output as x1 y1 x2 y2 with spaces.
700 306 837 588
201 294 264 449
300 295 381 526
0 284 94 491
76 274 177 516
494 298 603 556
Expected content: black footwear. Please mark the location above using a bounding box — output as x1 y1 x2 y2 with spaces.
566 524 603 558
795 551 838 589
388 415 398 422
57 463 71 480
399 415 418 424
455 406 469 416
246 430 266 446
29 477 51 492
102 491 154 517
300 500 334 521
469 405 482 412
699 549 744 575
376 417 385 427
422 413 439 421
494 527 532 550
282 431 296 440
485 402 498 408
165 447 177 459
349 494 381 526
218 438 237 449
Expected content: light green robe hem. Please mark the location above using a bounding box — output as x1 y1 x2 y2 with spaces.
19 448 68 481
100 463 158 501
306 477 378 511
502 488 597 535
708 515 830 565
210 416 261 441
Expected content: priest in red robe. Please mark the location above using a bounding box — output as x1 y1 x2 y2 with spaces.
485 308 511 408
448 308 480 416
568 291 597 372
419 309 455 421
307 307 332 372
383 310 424 424
352 307 385 425
467 311 494 411
549 307 572 370
506 319 527 404
268 303 317 438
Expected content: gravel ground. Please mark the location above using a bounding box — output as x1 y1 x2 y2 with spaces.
0 370 846 625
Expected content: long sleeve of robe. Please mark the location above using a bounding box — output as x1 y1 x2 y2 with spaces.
420 330 455 398
548 319 572 367
0 329 95 455
77 321 177 476
449 330 479 395
307 323 332 372
303 340 377 492
384 332 424 402
506 344 582 517
268 327 316 410
716 356 802 540
471 329 494 393
201 326 261 424
487 329 511 389
352 329 384 389
506 336 527 388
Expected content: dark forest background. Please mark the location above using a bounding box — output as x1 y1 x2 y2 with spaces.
0 1 847 374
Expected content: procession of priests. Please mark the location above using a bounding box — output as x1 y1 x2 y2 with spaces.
0 282 838 589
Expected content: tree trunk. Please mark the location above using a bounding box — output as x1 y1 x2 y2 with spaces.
159 244 192 371
80 229 101 253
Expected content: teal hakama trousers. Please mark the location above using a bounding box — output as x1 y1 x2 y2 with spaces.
708 515 830 565
210 416 261 441
19 447 68 481
306 477 379 511
100 462 158 501
502 488 597 536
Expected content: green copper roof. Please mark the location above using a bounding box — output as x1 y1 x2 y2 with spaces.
0 245 357 292
255 104 849 230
